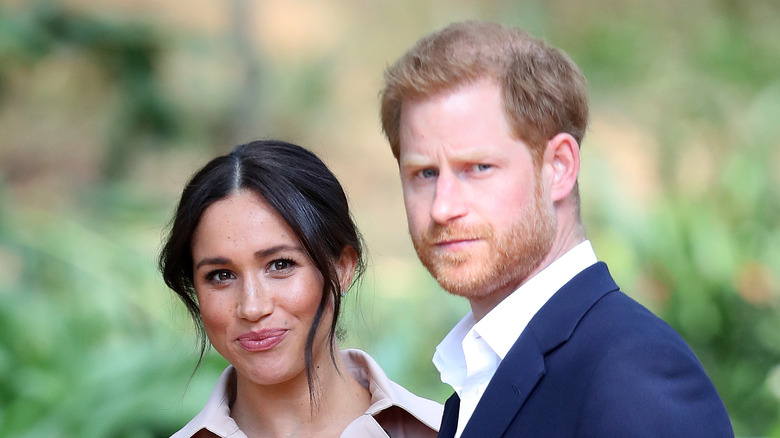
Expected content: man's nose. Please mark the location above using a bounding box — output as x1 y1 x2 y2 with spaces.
236 277 274 321
430 170 468 224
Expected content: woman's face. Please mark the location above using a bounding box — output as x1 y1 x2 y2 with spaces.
190 190 333 387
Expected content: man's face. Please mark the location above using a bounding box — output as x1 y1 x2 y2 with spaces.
398 79 556 310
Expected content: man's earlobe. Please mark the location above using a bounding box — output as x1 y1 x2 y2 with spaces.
545 133 580 202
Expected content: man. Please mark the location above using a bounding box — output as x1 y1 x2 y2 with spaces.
379 21 733 437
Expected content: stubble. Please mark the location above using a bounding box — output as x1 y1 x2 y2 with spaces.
411 178 556 300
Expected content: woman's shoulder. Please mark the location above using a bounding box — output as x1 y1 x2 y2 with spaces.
170 366 245 438
340 349 443 435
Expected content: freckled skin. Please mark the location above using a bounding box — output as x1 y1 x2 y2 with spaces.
191 190 330 388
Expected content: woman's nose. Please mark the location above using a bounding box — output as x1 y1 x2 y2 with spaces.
236 278 273 321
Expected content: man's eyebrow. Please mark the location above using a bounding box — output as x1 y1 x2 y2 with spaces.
400 153 434 168
401 151 497 168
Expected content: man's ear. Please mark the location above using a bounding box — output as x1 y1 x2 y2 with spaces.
542 133 580 202
337 246 358 293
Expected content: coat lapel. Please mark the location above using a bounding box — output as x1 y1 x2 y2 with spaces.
438 392 461 438
460 327 546 437
460 262 619 437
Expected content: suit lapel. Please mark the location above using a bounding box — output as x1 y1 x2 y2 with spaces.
460 262 619 437
438 393 461 438
461 330 546 437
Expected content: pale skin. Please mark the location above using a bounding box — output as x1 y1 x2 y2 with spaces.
191 190 371 437
398 78 585 320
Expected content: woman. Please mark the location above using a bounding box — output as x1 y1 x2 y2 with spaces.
159 140 442 437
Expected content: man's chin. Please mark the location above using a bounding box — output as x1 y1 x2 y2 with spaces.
428 260 531 302
430 269 492 299
417 249 496 297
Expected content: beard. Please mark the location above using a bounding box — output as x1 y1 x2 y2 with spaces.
411 177 556 300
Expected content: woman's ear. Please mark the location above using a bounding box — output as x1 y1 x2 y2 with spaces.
336 246 358 294
543 132 580 203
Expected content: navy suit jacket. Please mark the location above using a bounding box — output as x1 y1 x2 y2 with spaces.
438 262 733 437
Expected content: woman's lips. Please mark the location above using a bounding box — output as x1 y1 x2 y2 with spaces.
237 329 288 352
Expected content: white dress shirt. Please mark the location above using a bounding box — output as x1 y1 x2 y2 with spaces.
432 240 597 438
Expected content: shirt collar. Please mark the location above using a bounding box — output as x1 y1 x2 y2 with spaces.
431 312 475 393
476 240 597 359
433 240 597 385
172 365 243 438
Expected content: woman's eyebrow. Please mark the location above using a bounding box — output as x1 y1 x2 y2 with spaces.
194 245 305 270
253 244 303 259
195 257 230 270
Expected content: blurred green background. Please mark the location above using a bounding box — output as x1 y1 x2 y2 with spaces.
0 0 779 436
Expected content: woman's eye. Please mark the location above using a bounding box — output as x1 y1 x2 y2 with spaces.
270 259 295 272
208 270 235 283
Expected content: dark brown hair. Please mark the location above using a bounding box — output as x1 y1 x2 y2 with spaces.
158 140 366 404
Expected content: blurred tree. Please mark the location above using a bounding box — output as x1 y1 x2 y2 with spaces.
0 1 178 181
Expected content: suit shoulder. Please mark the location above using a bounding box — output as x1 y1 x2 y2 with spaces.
570 292 733 436
583 289 683 341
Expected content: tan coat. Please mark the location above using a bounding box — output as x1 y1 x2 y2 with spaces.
171 349 442 437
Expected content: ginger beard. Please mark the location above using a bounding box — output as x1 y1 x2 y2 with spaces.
411 174 556 300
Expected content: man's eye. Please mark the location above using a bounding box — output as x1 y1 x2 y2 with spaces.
418 168 438 178
473 163 492 172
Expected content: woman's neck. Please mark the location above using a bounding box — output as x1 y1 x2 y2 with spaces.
231 348 371 438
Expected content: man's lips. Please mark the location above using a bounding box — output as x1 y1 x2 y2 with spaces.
237 329 288 352
433 237 480 249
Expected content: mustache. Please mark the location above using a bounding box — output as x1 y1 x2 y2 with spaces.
418 223 493 245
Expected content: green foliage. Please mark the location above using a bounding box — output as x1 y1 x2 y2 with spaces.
0 182 225 437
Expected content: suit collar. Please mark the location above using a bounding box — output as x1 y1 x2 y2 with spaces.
529 262 619 352
459 262 619 437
